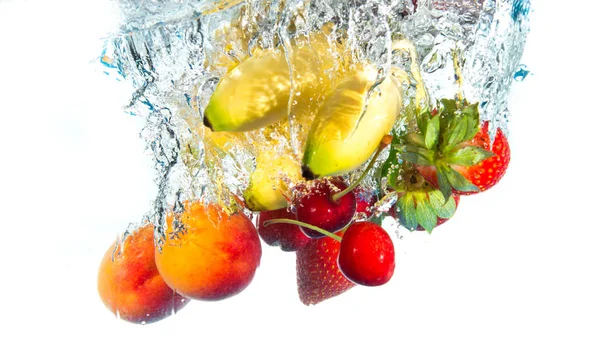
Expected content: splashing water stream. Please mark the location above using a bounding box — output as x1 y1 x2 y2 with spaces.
100 0 530 241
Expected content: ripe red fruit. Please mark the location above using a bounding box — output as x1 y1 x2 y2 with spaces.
97 224 189 324
337 222 395 286
355 186 378 220
296 232 355 305
295 178 356 238
402 100 510 199
257 208 310 252
416 122 510 195
453 122 510 194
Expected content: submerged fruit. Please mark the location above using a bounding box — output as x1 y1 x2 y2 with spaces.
452 121 510 195
296 231 355 305
295 178 357 238
244 150 302 211
257 208 311 252
204 31 342 132
97 224 189 324
155 201 262 301
338 222 395 287
386 162 461 233
354 186 379 220
402 100 510 199
302 65 401 179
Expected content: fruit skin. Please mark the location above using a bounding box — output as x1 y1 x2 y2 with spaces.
97 224 189 324
416 121 510 196
338 222 396 287
355 186 378 220
243 152 302 211
204 31 341 132
296 231 355 305
257 208 311 252
295 179 357 238
402 100 509 199
302 65 401 179
454 122 510 195
155 201 262 301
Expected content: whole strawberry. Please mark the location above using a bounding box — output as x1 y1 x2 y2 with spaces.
402 99 510 200
296 232 355 305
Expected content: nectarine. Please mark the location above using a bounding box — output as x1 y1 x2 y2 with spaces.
97 224 189 324
155 201 262 301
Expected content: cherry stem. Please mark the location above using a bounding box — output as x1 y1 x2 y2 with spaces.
331 135 393 203
262 218 342 242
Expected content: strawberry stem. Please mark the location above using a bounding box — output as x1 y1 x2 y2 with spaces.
332 135 392 203
262 218 342 242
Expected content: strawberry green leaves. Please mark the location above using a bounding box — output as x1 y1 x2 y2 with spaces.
437 163 478 198
446 146 494 166
381 159 459 233
439 102 479 151
399 99 494 200
380 129 405 191
394 190 457 233
424 115 440 149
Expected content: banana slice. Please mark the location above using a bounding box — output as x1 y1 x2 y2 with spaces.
243 151 302 211
204 32 341 132
302 65 402 179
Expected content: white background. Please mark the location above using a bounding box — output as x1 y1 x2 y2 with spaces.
1 0 599 344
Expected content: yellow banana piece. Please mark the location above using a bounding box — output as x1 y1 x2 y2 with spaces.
302 65 402 179
203 31 341 132
243 151 302 211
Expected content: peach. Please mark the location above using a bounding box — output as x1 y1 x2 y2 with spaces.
97 224 189 324
155 201 262 301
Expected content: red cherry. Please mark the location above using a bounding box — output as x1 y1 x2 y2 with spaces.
295 179 357 238
257 208 311 252
337 222 395 286
355 186 378 220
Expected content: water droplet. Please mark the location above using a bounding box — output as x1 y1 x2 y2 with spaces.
423 50 445 73
375 192 398 213
514 64 530 81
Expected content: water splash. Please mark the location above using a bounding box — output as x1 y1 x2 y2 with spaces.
101 0 530 237
514 64 530 81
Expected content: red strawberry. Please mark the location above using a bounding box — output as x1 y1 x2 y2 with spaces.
453 121 510 194
402 99 510 200
296 232 355 305
415 122 510 195
257 208 311 252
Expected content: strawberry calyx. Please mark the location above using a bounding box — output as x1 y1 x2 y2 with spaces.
401 98 494 201
389 162 458 233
